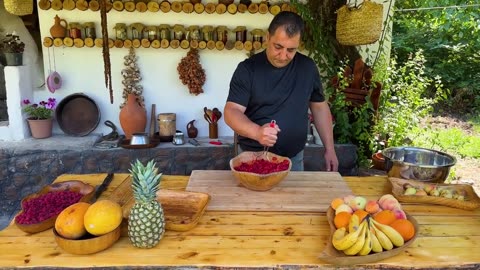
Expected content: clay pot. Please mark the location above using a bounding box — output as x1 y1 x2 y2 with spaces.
27 118 53 139
119 94 147 139
186 120 198 138
50 15 67 38
372 152 386 171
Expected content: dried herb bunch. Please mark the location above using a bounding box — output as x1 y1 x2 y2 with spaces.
120 47 144 109
177 48 206 95
100 0 113 104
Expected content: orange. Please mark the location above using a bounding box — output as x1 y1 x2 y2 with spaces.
390 219 415 241
353 209 369 222
334 212 352 230
330 198 344 210
373 210 396 225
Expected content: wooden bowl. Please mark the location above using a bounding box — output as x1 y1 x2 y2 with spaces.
229 151 292 191
53 225 121 255
15 180 95 234
319 207 419 265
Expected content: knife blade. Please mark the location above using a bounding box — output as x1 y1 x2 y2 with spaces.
90 173 114 203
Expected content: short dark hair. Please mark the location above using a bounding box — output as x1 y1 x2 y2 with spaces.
268 11 305 39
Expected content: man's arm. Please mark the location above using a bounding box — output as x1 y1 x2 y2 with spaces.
224 101 279 147
310 101 339 171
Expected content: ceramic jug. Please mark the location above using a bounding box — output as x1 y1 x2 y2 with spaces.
186 120 198 138
50 15 67 38
119 93 147 139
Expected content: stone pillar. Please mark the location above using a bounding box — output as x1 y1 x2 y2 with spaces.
0 66 33 140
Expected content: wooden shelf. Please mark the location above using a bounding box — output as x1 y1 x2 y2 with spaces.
38 0 294 15
43 36 274 51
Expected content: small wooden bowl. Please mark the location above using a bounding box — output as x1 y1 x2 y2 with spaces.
53 225 121 255
229 151 292 191
15 180 95 234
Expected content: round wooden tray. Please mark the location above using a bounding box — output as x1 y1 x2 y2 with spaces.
318 207 419 266
389 177 480 210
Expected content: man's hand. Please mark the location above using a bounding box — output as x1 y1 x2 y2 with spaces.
324 149 339 172
257 122 280 147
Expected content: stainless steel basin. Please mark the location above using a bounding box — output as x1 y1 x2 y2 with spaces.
383 146 456 183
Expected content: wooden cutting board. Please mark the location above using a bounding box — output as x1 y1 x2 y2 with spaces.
185 170 353 212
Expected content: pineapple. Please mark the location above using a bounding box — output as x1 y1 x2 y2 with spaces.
128 159 165 248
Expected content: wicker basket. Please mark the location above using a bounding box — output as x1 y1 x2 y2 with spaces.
336 0 384 46
4 0 33 16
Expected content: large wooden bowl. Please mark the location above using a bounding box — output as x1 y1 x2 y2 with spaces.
318 207 419 265
15 180 95 234
229 151 292 191
53 225 121 255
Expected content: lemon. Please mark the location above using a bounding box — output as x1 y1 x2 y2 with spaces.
83 200 122 236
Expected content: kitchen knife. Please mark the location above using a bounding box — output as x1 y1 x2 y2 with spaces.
90 173 114 203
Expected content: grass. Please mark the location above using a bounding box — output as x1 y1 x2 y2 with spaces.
411 115 480 159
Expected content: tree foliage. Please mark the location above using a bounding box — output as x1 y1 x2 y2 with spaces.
393 0 480 114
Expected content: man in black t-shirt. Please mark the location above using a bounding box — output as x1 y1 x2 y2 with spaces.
224 11 338 172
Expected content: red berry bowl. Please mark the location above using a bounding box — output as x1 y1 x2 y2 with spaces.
14 180 95 234
230 151 292 191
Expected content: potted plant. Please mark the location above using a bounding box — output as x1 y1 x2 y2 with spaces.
1 33 25 66
22 98 57 139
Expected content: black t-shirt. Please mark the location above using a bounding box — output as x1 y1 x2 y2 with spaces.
227 50 325 158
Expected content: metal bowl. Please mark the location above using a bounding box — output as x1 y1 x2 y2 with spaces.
383 147 456 183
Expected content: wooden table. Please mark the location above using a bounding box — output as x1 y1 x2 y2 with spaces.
1 173 479 269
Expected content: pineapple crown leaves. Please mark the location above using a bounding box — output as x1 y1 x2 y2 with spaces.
129 159 162 202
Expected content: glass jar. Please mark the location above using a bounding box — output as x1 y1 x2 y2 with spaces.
68 23 82 39
145 26 158 41
173 24 185 40
83 22 96 39
233 26 247 42
114 23 127 40
202 26 214 41
158 24 171 41
216 26 228 43
129 23 144 40
188 25 201 41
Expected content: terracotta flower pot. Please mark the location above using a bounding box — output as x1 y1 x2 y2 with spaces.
119 93 146 139
372 152 386 171
27 118 53 139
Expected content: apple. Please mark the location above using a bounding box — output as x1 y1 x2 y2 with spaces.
349 196 367 211
440 189 453 199
378 194 396 205
429 188 440 196
392 208 407 220
365 200 380 214
335 204 353 215
404 187 417 195
380 198 401 211
415 189 428 196
423 184 436 193
343 195 356 205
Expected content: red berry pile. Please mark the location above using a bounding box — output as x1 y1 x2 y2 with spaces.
234 158 290 174
15 190 83 225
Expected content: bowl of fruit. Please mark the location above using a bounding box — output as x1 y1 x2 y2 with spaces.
53 200 123 255
14 180 95 234
229 151 292 191
319 195 419 265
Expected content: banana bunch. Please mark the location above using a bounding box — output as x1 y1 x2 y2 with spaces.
332 216 405 256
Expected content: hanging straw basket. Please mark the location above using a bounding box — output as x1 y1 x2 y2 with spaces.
336 0 384 46
4 0 33 16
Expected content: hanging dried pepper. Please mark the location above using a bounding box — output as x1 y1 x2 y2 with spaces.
100 0 113 104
